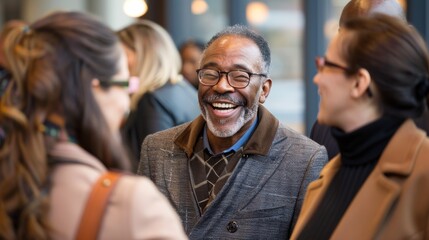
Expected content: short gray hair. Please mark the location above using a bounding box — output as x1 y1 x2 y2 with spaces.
206 25 271 74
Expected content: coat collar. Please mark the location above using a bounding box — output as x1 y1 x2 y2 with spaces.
174 105 279 158
292 119 426 239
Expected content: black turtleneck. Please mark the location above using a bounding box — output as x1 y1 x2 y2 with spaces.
298 115 404 240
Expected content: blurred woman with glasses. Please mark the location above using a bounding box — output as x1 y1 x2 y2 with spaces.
0 11 186 239
291 14 429 239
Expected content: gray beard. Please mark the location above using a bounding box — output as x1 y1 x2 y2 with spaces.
201 90 261 138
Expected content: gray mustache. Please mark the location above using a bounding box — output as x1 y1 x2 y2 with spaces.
203 94 245 105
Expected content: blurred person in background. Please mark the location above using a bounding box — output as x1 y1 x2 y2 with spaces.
292 14 429 239
179 39 205 89
118 20 200 162
0 11 186 239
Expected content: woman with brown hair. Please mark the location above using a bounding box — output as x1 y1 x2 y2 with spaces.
0 11 186 239
292 14 429 239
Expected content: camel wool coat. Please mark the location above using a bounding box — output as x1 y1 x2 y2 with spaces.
291 119 429 240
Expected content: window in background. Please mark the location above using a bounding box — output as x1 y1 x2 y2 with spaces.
187 0 227 43
173 0 390 133
325 0 349 39
181 0 306 133
247 0 305 132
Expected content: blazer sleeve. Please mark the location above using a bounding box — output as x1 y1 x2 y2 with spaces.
137 135 151 177
291 145 328 231
129 177 187 240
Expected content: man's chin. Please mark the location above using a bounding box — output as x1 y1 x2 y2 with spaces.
207 122 239 138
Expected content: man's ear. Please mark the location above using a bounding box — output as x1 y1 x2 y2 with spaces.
351 68 371 98
259 78 272 103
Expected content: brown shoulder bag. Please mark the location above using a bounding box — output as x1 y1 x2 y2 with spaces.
75 171 123 240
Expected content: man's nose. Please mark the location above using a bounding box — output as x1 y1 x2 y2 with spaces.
212 73 234 93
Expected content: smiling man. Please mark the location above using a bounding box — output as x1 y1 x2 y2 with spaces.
137 25 328 239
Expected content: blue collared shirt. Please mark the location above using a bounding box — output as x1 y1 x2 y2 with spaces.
203 116 259 155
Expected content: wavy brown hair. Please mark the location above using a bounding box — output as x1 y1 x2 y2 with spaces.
0 11 131 239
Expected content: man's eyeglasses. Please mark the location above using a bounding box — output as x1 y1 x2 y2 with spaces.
196 69 267 89
315 56 353 73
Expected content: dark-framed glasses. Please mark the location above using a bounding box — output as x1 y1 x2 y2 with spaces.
106 76 140 94
100 79 129 91
315 56 353 73
196 68 267 89
109 80 129 88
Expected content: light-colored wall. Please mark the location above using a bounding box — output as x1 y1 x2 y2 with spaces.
22 0 87 22
20 0 134 30
88 0 134 31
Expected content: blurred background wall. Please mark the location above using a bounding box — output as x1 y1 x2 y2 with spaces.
0 0 426 135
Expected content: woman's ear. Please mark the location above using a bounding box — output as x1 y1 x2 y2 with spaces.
351 68 371 98
259 78 272 103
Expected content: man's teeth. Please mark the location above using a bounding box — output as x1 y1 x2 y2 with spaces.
212 103 235 109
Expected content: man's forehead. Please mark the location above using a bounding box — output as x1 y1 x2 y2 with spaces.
210 35 252 46
204 36 258 56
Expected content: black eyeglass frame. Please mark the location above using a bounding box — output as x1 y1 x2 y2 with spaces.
315 56 372 97
109 80 129 88
315 56 354 73
196 68 267 89
100 79 129 89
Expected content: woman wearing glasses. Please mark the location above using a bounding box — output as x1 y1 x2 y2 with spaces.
291 14 429 239
0 11 186 239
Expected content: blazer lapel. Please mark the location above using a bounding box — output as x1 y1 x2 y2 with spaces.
200 129 288 220
214 137 288 214
331 171 401 239
163 149 191 196
331 120 426 239
163 149 204 234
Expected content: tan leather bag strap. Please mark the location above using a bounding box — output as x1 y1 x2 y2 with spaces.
75 171 123 240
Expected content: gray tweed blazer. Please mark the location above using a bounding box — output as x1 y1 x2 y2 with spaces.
138 108 328 239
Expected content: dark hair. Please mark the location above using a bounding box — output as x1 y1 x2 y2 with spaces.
0 11 130 239
339 0 406 27
206 24 271 74
179 39 205 53
340 14 429 118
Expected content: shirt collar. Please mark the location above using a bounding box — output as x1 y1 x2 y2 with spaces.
203 116 259 155
174 105 279 158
